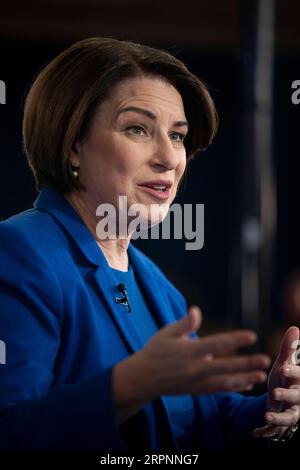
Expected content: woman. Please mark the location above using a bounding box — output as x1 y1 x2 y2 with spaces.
0 37 299 451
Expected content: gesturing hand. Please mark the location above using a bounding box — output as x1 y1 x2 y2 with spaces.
137 306 271 400
253 326 300 440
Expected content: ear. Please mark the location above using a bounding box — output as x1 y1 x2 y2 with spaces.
71 143 79 154
70 142 81 166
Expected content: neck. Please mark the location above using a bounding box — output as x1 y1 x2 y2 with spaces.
65 191 130 271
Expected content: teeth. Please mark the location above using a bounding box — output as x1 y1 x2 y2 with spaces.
151 185 166 191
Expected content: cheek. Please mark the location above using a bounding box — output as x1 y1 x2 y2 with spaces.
176 154 187 180
104 138 141 175
84 138 135 178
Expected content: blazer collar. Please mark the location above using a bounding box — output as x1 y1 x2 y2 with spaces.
34 187 107 268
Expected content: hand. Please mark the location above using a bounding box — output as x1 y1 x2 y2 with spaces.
112 305 271 424
136 306 270 399
253 326 300 440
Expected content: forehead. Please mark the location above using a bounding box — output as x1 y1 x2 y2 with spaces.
101 76 186 118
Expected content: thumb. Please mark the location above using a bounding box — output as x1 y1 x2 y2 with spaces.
161 305 202 338
278 326 300 364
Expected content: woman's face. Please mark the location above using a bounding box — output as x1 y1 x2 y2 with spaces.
71 76 188 231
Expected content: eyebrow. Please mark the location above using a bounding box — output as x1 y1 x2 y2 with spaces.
117 106 189 129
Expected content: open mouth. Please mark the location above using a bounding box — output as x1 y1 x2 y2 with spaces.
142 184 167 192
137 184 172 200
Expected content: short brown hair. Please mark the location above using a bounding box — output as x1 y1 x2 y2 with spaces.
22 37 218 193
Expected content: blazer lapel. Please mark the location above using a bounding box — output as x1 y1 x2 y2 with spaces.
128 243 176 328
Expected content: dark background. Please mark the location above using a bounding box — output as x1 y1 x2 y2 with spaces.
0 0 299 355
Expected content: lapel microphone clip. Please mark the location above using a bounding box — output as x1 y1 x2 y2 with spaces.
115 283 132 313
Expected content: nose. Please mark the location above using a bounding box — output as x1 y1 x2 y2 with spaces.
151 134 183 171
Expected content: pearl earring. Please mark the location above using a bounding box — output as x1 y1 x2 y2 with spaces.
69 161 79 179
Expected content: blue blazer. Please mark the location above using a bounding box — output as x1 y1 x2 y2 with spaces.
0 188 267 450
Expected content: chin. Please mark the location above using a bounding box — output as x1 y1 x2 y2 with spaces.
148 208 170 228
139 207 170 229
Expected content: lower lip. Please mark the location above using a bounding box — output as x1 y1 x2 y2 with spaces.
137 185 172 201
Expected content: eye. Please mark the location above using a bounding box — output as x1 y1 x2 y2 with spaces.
126 125 147 136
170 132 186 143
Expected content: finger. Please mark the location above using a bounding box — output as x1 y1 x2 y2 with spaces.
192 330 258 357
201 370 268 394
200 353 271 375
160 305 202 338
267 396 283 413
253 424 287 439
265 406 300 426
278 326 300 363
272 387 300 406
281 364 300 381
